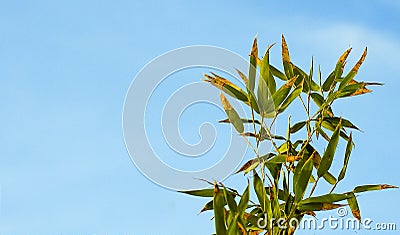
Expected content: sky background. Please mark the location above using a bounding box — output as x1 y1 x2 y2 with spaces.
1 0 400 234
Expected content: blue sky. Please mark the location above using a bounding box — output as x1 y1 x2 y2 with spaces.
0 0 399 234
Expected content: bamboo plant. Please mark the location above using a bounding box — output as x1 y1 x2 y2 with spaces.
181 35 397 235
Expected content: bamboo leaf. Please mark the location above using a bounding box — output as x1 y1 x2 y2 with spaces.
308 57 320 91
281 35 294 79
220 93 244 133
235 158 261 175
322 72 335 92
248 36 258 92
339 48 367 91
204 73 248 102
223 186 237 214
265 162 282 182
294 156 314 203
200 200 214 213
213 183 227 235
322 48 352 91
180 188 214 197
290 121 307 133
272 75 298 108
322 117 361 131
309 148 338 185
311 93 334 116
253 172 271 214
300 193 351 204
266 154 302 164
270 65 287 81
293 64 310 92
278 79 304 113
265 187 289 201
338 133 354 182
260 44 277 94
219 118 261 125
257 74 275 117
317 118 342 177
227 215 239 234
298 202 346 212
237 182 250 216
235 69 248 86
310 92 324 107
353 184 398 193
347 192 361 221
323 172 337 185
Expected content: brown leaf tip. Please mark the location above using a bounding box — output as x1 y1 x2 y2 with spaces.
251 36 258 58
381 184 398 189
339 48 352 64
352 47 368 72
281 35 290 62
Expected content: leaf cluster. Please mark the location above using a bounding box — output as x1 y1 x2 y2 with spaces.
181 36 396 235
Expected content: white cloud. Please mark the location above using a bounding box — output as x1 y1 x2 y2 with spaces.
301 23 400 70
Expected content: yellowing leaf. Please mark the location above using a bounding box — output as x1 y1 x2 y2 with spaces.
220 93 244 133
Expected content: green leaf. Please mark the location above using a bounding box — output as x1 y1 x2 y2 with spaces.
281 35 294 79
322 117 361 131
310 93 324 107
266 154 302 164
308 57 320 91
253 172 271 214
248 37 258 92
338 133 354 182
219 118 261 125
311 93 334 116
179 188 214 197
260 44 277 94
317 118 342 178
322 71 335 92
235 69 248 85
278 79 304 113
220 93 244 133
293 64 309 92
270 186 282 221
204 73 248 103
265 162 282 182
322 172 337 185
200 200 214 213
353 184 398 193
270 65 287 81
265 187 289 201
339 48 367 91
213 184 227 235
235 158 261 175
272 75 298 108
337 82 364 98
298 202 346 212
258 128 286 141
347 192 361 221
322 48 352 91
226 215 239 235
300 193 351 204
223 186 237 214
237 182 250 216
294 156 314 203
257 74 275 117
307 145 338 185
290 121 307 134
